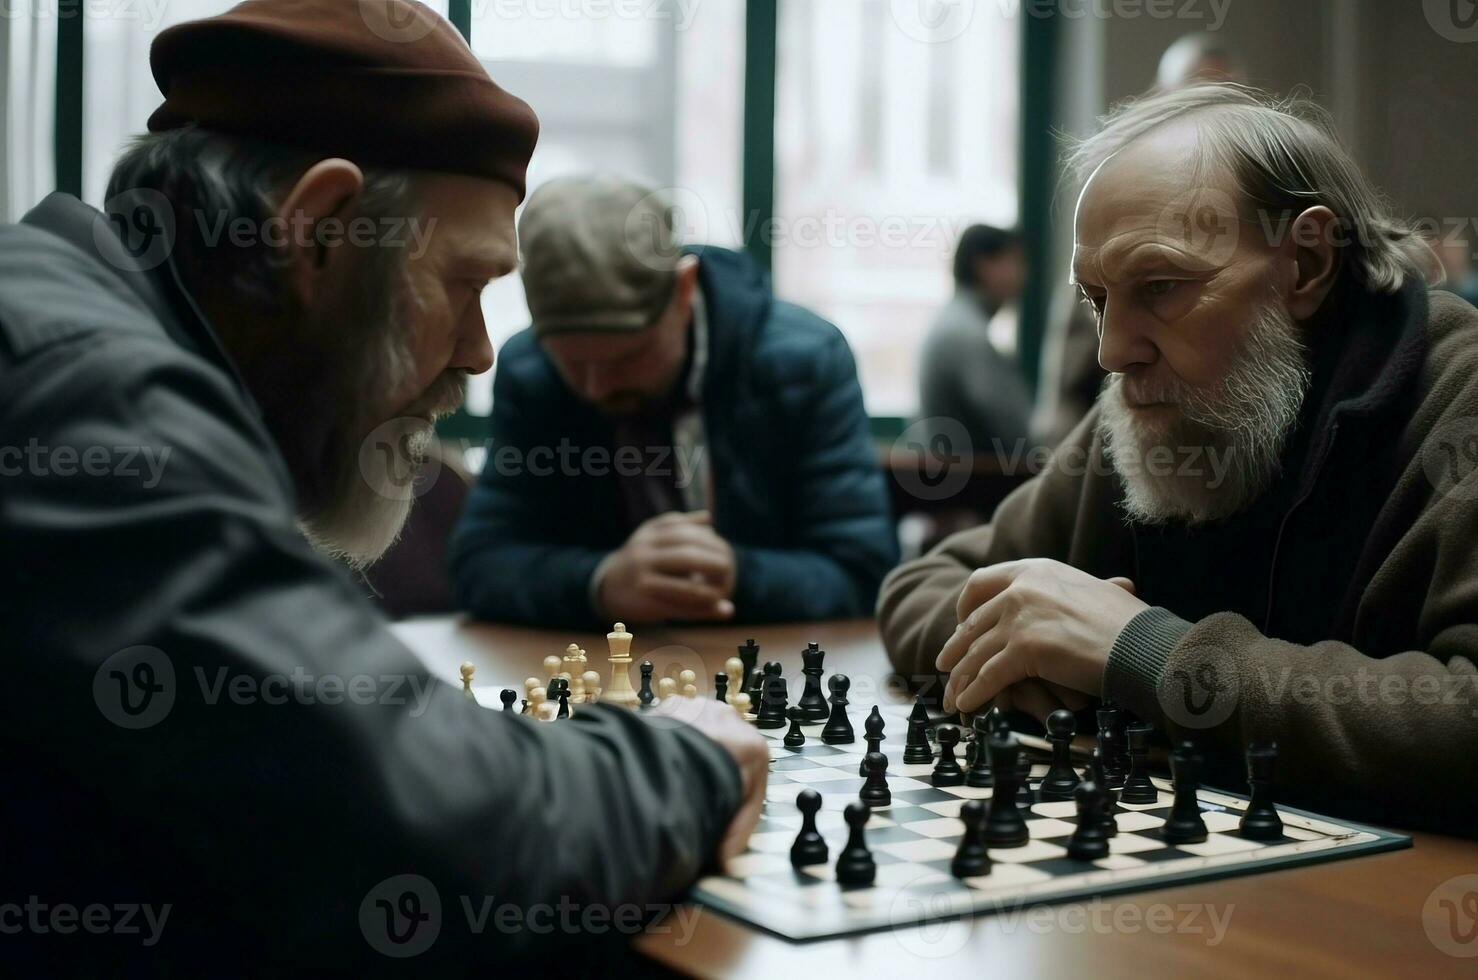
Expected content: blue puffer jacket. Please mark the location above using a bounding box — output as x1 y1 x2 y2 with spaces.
451 245 899 627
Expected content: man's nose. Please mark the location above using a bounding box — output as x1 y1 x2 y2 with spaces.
1097 305 1158 375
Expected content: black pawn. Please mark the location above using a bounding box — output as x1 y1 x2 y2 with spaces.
799 642 829 722
835 802 876 886
903 696 933 764
757 675 789 729
1087 749 1118 837
931 725 965 786
746 666 767 705
1161 741 1208 844
737 639 760 692
519 698 529 715
784 705 807 747
500 689 517 711
1066 776 1111 861
638 661 655 711
983 733 1029 847
1038 708 1080 800
715 672 729 703
1239 742 1284 840
951 800 992 878
860 751 891 807
790 789 828 867
821 674 854 744
858 706 885 776
556 683 571 720
1120 722 1158 804
1096 703 1127 787
965 712 994 787
1015 746 1034 806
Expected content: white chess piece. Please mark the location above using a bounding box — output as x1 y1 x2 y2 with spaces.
730 691 752 719
601 623 640 708
678 669 697 699
657 677 678 702
724 657 744 698
582 670 602 704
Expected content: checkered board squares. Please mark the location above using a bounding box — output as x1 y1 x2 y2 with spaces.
692 701 1411 942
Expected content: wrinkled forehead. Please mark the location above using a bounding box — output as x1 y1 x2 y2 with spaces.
1071 124 1242 283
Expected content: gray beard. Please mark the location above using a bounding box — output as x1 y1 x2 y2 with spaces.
1096 300 1313 526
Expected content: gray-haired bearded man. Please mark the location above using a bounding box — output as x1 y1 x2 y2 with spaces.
880 84 1478 836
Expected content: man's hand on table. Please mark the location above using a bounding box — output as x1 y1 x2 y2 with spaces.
596 511 737 624
936 558 1149 719
654 696 769 862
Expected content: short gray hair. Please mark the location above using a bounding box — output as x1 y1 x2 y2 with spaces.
1064 84 1430 295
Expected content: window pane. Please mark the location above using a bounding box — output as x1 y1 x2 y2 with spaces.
472 0 657 66
774 0 1019 417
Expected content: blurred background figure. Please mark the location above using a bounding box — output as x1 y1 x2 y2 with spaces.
918 225 1033 454
1430 224 1478 307
1155 32 1246 90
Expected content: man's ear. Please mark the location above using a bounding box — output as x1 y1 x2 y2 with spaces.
275 159 365 307
1285 205 1340 320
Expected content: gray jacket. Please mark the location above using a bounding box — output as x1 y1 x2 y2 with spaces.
0 193 739 972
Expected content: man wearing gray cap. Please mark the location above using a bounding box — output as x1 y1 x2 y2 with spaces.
452 175 897 626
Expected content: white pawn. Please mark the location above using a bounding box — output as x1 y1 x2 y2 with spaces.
582 670 602 704
522 677 540 714
724 657 744 696
658 677 678 702
679 669 698 699
544 654 562 684
529 686 548 719
730 691 752 719
536 701 559 722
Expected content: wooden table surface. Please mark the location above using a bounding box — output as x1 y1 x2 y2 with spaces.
391 615 1478 979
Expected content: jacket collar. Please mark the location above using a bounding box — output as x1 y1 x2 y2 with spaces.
21 192 254 402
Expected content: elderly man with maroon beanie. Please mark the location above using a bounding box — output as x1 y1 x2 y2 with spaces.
0 1 765 972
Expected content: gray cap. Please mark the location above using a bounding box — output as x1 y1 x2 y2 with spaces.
518 174 682 337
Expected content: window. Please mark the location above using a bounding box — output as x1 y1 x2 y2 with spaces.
773 0 1019 417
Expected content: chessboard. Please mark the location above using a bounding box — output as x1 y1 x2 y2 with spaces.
692 700 1410 943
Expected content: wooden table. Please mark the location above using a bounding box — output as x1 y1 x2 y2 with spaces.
392 616 1478 979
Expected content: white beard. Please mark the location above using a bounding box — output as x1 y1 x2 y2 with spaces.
1096 299 1313 526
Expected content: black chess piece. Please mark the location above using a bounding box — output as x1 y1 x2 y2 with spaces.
931 725 965 786
983 733 1029 847
1120 722 1157 804
903 696 933 764
1066 775 1111 861
1161 741 1209 844
500 689 517 711
784 705 807 747
790 789 828 868
835 802 876 886
965 712 995 787
1239 742 1284 840
1038 708 1081 800
757 675 789 730
951 800 992 878
519 698 529 715
1087 748 1118 838
715 672 729 703
638 661 655 711
821 674 855 744
556 683 571 720
799 642 829 722
1096 703 1127 787
1015 747 1035 806
746 666 767 705
860 751 891 808
858 706 885 775
737 639 760 694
